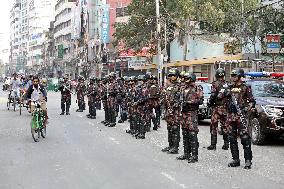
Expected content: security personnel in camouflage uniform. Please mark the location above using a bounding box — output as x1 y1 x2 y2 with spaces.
106 72 118 127
225 68 255 169
118 76 129 123
135 75 149 139
95 78 102 110
86 77 98 119
101 76 110 125
76 76 86 112
207 68 229 150
162 68 181 154
126 76 138 134
58 75 72 115
148 75 161 130
177 72 203 163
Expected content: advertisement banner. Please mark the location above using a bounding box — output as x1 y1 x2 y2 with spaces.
101 4 110 44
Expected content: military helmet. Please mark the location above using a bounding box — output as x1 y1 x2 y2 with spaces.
145 72 152 80
151 75 158 80
184 72 197 82
138 75 146 81
129 76 137 82
78 76 85 81
231 68 245 78
167 68 180 78
179 71 186 78
109 72 116 78
123 76 130 81
90 77 96 82
215 68 226 78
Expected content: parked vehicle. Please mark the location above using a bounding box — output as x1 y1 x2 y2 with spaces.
196 82 212 120
247 78 284 145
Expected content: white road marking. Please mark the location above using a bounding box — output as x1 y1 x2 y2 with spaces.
109 137 120 144
161 172 187 188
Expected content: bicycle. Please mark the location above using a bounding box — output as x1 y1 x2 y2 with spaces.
7 90 18 112
30 101 46 142
19 89 30 115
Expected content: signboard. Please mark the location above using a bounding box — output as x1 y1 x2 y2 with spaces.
58 45 64 59
266 34 281 54
128 60 146 69
101 5 110 44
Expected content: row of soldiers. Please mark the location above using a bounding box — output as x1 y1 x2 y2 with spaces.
58 67 255 169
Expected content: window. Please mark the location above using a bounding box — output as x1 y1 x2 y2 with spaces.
116 7 128 17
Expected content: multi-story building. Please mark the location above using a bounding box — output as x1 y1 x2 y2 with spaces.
54 0 74 60
9 0 21 72
27 0 56 67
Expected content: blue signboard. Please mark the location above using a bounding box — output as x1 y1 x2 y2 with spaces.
267 42 280 48
101 4 110 44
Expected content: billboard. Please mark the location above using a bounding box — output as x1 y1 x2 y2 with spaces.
101 4 110 44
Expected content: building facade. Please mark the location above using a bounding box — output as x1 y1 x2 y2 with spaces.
9 0 22 72
27 0 56 67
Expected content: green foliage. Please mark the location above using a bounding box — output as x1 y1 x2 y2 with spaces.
113 0 283 53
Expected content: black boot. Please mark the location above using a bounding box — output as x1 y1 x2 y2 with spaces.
207 134 217 150
60 112 65 115
244 160 252 169
167 126 179 154
188 132 198 163
241 134 253 169
222 134 229 150
177 130 191 160
228 140 240 167
162 130 173 152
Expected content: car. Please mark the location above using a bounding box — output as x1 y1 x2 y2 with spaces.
196 82 212 120
246 78 284 145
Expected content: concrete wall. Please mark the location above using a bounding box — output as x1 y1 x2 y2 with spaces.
170 36 225 62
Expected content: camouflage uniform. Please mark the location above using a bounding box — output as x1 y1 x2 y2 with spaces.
135 81 149 139
106 80 118 127
162 81 181 153
148 79 161 130
95 80 102 110
58 80 72 115
179 82 203 162
87 81 98 119
118 81 128 123
76 81 86 112
225 81 255 168
126 80 138 135
207 79 229 150
101 79 110 125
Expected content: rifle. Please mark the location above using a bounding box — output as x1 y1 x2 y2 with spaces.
60 83 75 95
229 92 251 137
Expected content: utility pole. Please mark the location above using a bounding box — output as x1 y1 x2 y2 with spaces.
156 0 162 86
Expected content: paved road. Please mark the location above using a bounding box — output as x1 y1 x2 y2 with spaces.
0 90 283 189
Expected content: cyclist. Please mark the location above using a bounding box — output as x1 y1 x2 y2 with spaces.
26 76 48 126
10 73 21 106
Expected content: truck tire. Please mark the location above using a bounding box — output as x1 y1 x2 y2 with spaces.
250 118 266 145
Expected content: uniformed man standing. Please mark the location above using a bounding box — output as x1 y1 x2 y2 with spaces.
177 72 203 163
225 68 255 169
162 68 181 154
207 68 229 150
76 76 86 112
135 75 149 139
87 77 98 119
106 72 118 127
58 75 72 115
148 75 161 130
